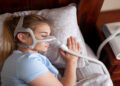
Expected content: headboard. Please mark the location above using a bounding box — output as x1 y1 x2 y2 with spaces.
97 10 120 27
0 0 104 52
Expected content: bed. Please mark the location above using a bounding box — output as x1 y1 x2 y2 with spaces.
0 0 113 86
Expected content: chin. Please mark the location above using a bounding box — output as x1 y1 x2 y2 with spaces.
39 49 48 54
44 47 49 51
43 49 48 52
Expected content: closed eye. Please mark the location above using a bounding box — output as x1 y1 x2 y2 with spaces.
41 35 48 38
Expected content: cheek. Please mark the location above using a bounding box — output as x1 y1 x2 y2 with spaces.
34 42 49 50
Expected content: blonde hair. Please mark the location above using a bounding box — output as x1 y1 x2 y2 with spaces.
0 14 50 64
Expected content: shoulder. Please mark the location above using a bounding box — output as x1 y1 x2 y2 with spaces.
16 51 44 63
16 52 49 82
16 52 47 68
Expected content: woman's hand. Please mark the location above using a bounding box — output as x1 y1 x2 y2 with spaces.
60 36 80 64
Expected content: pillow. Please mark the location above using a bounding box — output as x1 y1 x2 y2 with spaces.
0 4 87 68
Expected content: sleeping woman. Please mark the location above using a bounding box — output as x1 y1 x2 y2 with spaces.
1 14 80 86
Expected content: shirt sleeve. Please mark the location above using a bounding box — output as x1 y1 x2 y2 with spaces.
17 57 49 83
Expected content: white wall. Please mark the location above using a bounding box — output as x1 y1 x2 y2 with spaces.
101 0 120 11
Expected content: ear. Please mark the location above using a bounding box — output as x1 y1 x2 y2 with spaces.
17 33 27 43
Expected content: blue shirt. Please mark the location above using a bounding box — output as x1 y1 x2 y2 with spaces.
1 50 59 86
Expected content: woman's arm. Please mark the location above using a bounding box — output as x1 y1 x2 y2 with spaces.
30 71 63 86
60 61 77 86
59 36 80 86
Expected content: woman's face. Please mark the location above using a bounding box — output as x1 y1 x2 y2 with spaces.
33 23 51 53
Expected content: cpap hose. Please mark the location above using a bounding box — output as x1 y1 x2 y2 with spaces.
97 28 120 59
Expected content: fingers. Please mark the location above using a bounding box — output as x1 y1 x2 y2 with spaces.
61 37 80 62
67 36 76 49
71 36 76 50
77 42 80 51
67 37 72 49
67 36 80 52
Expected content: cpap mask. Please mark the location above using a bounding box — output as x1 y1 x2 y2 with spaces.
14 16 112 86
14 16 56 49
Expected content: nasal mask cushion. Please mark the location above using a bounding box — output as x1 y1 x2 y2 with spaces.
14 16 56 49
